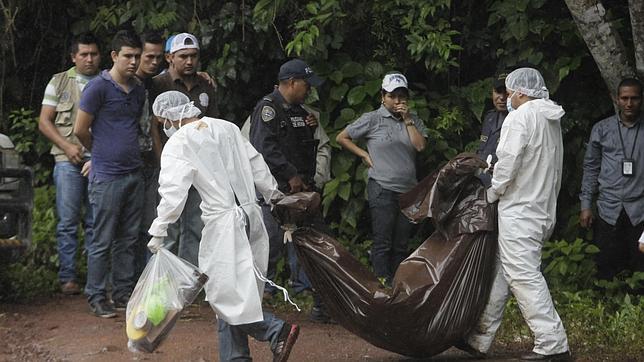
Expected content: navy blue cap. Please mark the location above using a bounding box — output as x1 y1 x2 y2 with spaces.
493 72 508 91
278 59 324 87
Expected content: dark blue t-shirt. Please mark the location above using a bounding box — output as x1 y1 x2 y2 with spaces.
80 70 144 182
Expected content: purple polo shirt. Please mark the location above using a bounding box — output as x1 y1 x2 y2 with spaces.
80 70 144 182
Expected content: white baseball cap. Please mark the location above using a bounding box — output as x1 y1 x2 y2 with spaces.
170 33 199 54
382 73 408 92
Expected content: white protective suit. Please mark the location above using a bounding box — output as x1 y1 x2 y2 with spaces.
148 117 282 325
467 98 569 355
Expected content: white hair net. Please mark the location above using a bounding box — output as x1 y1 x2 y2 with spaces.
152 90 202 121
505 67 549 99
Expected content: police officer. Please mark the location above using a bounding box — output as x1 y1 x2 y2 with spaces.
477 72 508 186
249 59 332 322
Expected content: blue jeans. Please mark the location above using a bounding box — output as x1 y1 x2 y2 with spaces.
261 203 311 294
53 161 94 283
86 171 143 304
165 186 203 266
367 179 413 280
217 311 285 361
135 163 159 278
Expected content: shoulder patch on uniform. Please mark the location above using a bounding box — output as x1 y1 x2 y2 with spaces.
480 135 488 142
261 105 276 122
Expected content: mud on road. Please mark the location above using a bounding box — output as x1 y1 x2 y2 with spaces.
0 294 539 361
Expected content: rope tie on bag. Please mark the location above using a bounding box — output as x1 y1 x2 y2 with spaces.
235 202 301 311
252 263 301 311
281 224 297 244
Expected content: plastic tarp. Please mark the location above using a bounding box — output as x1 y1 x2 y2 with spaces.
283 154 498 358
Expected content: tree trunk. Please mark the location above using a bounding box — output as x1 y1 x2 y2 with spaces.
565 0 635 97
629 0 644 80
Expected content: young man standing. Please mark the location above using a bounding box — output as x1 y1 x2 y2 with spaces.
150 33 219 267
74 30 145 318
580 78 644 282
133 32 165 278
38 32 101 295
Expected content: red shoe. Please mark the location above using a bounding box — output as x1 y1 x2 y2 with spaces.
273 323 299 362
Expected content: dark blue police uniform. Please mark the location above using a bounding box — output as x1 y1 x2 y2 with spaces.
249 88 318 191
476 109 506 186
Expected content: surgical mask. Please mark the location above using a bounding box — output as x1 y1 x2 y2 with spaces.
163 119 179 138
506 91 516 113
162 103 190 138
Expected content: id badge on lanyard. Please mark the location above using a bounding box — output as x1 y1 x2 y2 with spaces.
622 159 634 177
617 119 640 177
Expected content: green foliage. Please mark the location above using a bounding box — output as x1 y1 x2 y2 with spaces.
496 291 644 359
541 238 599 290
8 108 52 185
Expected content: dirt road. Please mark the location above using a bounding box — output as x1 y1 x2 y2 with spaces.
0 294 530 361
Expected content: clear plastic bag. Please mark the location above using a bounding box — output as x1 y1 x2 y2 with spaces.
126 248 208 353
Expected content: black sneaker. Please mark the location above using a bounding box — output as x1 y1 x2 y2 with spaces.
273 323 299 362
309 306 336 324
90 300 116 318
453 340 487 359
113 296 129 311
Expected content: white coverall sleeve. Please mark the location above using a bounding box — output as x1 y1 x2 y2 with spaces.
148 153 197 237
244 138 282 202
314 125 332 189
490 114 531 200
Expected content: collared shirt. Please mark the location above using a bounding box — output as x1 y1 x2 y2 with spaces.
580 114 644 225
41 67 96 161
347 105 428 193
79 70 145 181
477 109 506 162
150 71 219 118
42 67 93 107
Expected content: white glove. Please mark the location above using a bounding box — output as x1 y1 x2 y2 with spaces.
147 236 164 253
486 187 499 204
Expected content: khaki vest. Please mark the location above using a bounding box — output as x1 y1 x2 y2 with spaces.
49 67 85 162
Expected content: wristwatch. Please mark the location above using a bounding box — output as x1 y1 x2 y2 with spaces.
404 120 414 126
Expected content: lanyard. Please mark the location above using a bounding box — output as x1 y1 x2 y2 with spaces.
617 118 640 159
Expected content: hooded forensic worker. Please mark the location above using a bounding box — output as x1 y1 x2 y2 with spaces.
147 91 300 362
459 68 572 361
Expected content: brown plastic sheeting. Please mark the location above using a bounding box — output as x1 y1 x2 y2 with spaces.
286 154 498 358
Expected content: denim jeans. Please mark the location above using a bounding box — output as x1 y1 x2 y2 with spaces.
165 186 203 266
134 164 159 278
53 161 94 283
86 171 143 304
261 203 311 294
367 179 413 280
217 311 285 361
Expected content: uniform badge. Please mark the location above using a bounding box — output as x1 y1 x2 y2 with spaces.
480 135 488 142
199 93 209 107
261 106 276 122
290 116 306 128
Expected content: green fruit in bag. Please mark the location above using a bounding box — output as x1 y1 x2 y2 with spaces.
144 294 167 326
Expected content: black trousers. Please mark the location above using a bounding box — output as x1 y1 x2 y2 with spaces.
594 209 644 281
